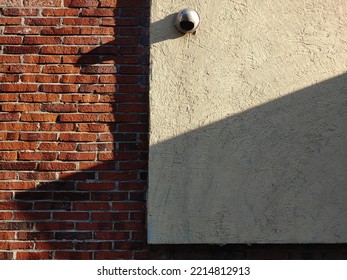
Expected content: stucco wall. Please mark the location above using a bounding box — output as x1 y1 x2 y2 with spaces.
148 0 347 243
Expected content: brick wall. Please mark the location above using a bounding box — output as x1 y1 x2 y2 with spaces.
0 0 346 260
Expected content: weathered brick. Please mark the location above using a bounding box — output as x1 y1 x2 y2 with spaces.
60 113 98 122
58 152 96 161
20 94 59 102
0 142 37 150
0 162 36 171
2 8 39 16
25 18 60 26
0 151 17 160
23 0 62 7
4 27 41 35
38 162 76 171
41 46 79 54
42 9 79 16
0 36 22 44
70 0 99 8
23 36 61 45
20 152 57 161
40 84 78 93
59 133 98 142
21 113 58 122
38 142 76 151
41 27 80 35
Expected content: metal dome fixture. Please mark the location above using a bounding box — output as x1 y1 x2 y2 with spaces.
174 8 200 34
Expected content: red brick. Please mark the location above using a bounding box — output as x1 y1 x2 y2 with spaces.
81 8 114 17
99 172 137 181
41 46 79 54
23 36 61 45
1 103 40 112
94 231 130 240
42 9 79 16
53 212 89 220
39 162 76 171
80 65 117 74
99 0 117 7
0 36 22 44
0 242 34 250
20 133 58 141
40 123 75 131
77 182 115 190
63 18 99 25
74 241 112 250
21 113 58 122
21 74 60 83
39 56 61 64
0 132 19 140
0 94 18 102
77 124 110 132
113 202 145 211
2 8 39 16
64 55 99 64
42 104 78 112
63 36 99 45
79 104 113 113
73 202 110 211
70 0 99 7
0 181 36 189
79 162 114 170
16 252 53 260
0 113 20 122
18 172 56 181
80 27 115 35
0 142 37 150
20 152 57 161
41 27 80 35
4 27 41 35
0 75 20 83
60 75 98 84
60 113 98 122
99 75 139 84
60 133 97 142
23 0 62 6
20 94 59 102
39 142 76 151
58 152 96 161
0 151 17 160
25 18 60 26
0 56 21 63
0 0 22 7
76 222 112 230
1 65 40 73
0 17 21 25
0 232 15 239
55 251 92 260
60 94 99 103
40 84 78 93
0 123 38 131
35 242 73 250
78 84 116 93
42 65 80 74
0 172 16 180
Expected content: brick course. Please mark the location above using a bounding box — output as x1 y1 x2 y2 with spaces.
0 0 346 260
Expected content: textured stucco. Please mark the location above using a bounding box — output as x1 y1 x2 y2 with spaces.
148 0 347 243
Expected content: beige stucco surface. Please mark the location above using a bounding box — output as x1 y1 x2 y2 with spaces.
148 0 347 243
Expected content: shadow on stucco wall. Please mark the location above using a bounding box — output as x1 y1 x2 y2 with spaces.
148 73 347 246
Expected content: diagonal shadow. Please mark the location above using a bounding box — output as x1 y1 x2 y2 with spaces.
148 73 347 244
